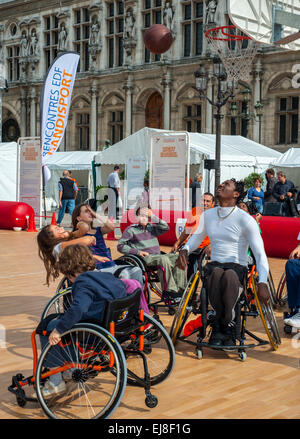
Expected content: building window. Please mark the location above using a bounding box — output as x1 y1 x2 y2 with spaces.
182 0 203 57
109 111 123 144
7 45 20 81
73 7 90 72
229 101 249 137
183 104 202 132
76 113 90 150
106 1 125 68
142 0 163 63
44 15 59 70
276 96 299 144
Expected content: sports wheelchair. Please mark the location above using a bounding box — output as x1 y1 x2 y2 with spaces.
170 248 281 361
8 288 175 419
115 252 182 316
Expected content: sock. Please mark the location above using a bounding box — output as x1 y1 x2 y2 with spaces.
49 372 63 386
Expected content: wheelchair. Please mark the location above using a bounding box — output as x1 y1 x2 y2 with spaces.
115 252 181 316
170 249 281 361
276 271 288 308
8 288 175 419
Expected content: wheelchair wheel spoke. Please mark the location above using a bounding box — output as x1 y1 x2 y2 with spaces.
35 326 127 419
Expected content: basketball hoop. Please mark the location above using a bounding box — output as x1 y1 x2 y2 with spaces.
205 25 259 82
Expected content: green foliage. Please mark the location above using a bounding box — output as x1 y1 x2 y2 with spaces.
243 172 264 189
144 169 149 185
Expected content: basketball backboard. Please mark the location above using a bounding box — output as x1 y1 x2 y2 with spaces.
228 0 300 50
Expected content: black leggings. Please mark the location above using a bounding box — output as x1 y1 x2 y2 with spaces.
204 262 247 326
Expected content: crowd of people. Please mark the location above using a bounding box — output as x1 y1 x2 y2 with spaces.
33 166 300 398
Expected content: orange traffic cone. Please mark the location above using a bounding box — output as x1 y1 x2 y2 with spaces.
51 212 57 225
106 216 116 241
27 213 38 232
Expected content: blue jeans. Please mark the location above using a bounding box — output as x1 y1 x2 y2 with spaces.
285 259 300 310
58 199 75 224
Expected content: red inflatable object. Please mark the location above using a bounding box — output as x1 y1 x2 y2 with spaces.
0 201 35 230
144 24 173 54
120 210 300 259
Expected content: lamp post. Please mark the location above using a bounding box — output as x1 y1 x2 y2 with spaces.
0 58 8 143
230 86 264 142
194 58 235 195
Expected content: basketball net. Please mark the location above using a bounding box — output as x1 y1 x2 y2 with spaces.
205 26 259 82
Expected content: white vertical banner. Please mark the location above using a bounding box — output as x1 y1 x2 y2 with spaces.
17 137 42 228
126 158 147 209
150 132 189 212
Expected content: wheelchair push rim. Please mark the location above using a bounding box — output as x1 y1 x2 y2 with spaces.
35 325 127 419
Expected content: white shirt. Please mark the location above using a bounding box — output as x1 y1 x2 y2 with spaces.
107 171 120 189
183 206 269 284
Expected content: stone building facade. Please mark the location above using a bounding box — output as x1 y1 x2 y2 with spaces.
0 0 299 153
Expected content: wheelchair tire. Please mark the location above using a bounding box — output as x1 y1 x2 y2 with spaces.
41 288 73 320
121 313 175 387
55 276 71 295
35 324 127 419
276 272 288 307
251 275 281 350
170 271 200 345
267 270 277 307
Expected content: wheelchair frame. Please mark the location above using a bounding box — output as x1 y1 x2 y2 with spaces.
8 289 175 419
170 253 281 361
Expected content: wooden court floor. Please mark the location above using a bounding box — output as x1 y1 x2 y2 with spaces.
0 229 299 419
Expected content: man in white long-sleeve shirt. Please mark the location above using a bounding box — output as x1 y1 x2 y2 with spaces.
177 179 270 347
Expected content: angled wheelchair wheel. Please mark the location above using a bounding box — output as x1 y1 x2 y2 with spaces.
276 272 288 307
170 271 201 345
35 324 127 419
55 276 71 294
116 255 151 304
251 275 281 350
41 288 73 320
121 313 175 387
267 270 277 307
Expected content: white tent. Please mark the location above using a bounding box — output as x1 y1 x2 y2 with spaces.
94 127 282 193
271 147 300 188
44 151 96 205
0 142 18 201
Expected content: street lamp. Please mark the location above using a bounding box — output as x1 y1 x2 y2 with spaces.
0 58 8 143
230 86 264 141
194 58 235 194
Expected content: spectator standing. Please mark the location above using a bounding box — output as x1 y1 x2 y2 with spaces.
248 177 264 214
273 171 298 216
190 173 203 209
107 165 121 220
57 170 78 225
264 168 277 203
68 170 79 192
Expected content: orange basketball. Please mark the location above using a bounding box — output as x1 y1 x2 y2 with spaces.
144 24 173 54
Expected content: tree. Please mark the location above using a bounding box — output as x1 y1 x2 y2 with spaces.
243 172 264 190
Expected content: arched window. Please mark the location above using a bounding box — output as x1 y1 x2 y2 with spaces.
145 92 163 128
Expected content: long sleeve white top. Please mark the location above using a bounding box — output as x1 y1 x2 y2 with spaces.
182 206 269 284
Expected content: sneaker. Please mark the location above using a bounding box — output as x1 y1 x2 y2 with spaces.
221 324 236 350
284 312 300 328
62 369 73 382
208 322 224 347
33 380 66 399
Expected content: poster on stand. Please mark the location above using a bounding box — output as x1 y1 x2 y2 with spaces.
126 158 147 209
17 137 42 228
150 132 189 213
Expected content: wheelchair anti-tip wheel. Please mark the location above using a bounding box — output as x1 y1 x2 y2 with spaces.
35 324 127 419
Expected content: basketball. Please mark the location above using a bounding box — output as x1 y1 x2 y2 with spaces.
144 24 173 54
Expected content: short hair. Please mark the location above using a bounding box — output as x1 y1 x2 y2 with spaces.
114 165 120 171
277 171 286 178
203 192 215 203
266 168 275 176
63 170 69 177
68 170 72 175
58 244 96 278
231 178 247 203
254 177 262 183
136 204 151 216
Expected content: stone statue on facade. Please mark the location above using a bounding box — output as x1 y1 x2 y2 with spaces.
163 1 175 34
205 0 218 24
58 24 67 51
20 31 29 57
124 9 135 40
89 18 100 46
28 29 38 57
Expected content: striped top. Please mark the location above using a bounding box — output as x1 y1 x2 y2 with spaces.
117 215 169 255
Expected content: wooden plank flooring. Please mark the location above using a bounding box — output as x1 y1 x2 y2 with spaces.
0 229 299 419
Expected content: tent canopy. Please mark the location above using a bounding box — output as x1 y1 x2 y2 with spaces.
0 141 18 201
94 127 282 191
271 147 300 188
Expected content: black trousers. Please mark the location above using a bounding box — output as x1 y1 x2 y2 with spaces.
203 261 248 326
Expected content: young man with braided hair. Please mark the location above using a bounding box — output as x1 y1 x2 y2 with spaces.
177 179 270 347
